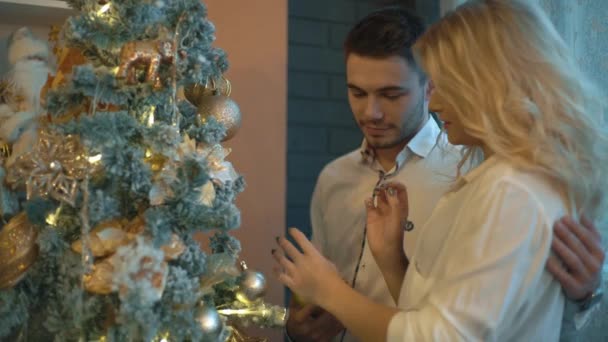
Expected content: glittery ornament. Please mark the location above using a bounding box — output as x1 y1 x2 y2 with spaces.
148 151 179 206
144 149 167 173
71 216 185 295
5 130 95 206
196 305 224 339
238 262 267 302
71 219 128 257
184 77 231 106
204 145 230 169
0 212 38 289
201 144 239 183
0 141 11 164
47 25 61 59
45 47 87 93
116 39 175 89
197 95 242 141
124 215 146 234
81 237 183 295
217 297 287 329
183 83 211 106
217 260 286 329
83 255 115 294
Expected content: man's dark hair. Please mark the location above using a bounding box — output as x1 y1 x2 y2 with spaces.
344 6 426 69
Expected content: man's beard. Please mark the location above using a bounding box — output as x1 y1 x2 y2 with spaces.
367 130 405 149
366 96 426 150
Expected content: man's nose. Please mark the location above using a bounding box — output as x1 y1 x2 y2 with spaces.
364 97 383 120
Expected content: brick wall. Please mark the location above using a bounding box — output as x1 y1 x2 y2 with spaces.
286 0 437 238
287 0 373 237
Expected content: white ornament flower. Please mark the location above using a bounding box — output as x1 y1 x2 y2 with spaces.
113 236 168 305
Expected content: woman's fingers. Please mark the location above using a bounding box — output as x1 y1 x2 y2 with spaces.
272 249 297 290
372 187 390 215
272 247 297 275
277 235 303 262
385 186 400 209
276 270 295 289
384 182 409 218
289 227 318 256
384 182 407 194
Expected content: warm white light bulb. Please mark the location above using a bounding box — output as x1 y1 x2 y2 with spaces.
98 3 111 14
88 154 102 163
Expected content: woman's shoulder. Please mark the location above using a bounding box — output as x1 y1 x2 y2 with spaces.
475 158 568 218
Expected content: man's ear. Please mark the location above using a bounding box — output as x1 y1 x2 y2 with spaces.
425 80 434 100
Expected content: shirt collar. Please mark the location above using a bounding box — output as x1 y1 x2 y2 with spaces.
408 117 442 158
360 117 441 168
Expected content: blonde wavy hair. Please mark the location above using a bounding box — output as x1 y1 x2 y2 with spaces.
414 0 608 219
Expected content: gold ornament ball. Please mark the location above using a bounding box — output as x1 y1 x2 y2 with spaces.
197 96 242 142
184 83 216 106
196 305 224 339
144 150 167 173
0 212 38 289
184 78 231 107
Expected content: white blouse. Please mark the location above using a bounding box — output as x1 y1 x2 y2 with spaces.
387 157 566 341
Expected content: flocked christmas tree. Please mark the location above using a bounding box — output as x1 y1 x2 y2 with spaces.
0 0 285 341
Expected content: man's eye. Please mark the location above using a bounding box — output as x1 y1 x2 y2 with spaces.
351 92 366 98
383 93 403 100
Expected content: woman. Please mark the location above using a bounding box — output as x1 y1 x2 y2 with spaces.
272 1 607 341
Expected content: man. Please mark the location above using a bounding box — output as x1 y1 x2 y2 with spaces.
286 7 604 342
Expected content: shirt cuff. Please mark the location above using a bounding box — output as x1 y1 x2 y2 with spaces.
387 311 407 342
573 301 600 330
562 298 600 332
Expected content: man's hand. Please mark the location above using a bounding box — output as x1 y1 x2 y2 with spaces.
286 300 345 342
546 215 605 300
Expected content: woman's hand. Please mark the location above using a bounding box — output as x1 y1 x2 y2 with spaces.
272 228 344 306
365 182 409 267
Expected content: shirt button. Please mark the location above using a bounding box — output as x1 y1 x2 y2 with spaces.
360 264 366 270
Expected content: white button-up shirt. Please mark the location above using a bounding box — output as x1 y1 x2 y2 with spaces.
387 156 565 341
311 119 461 342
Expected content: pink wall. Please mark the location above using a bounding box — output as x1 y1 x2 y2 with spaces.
204 1 287 340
